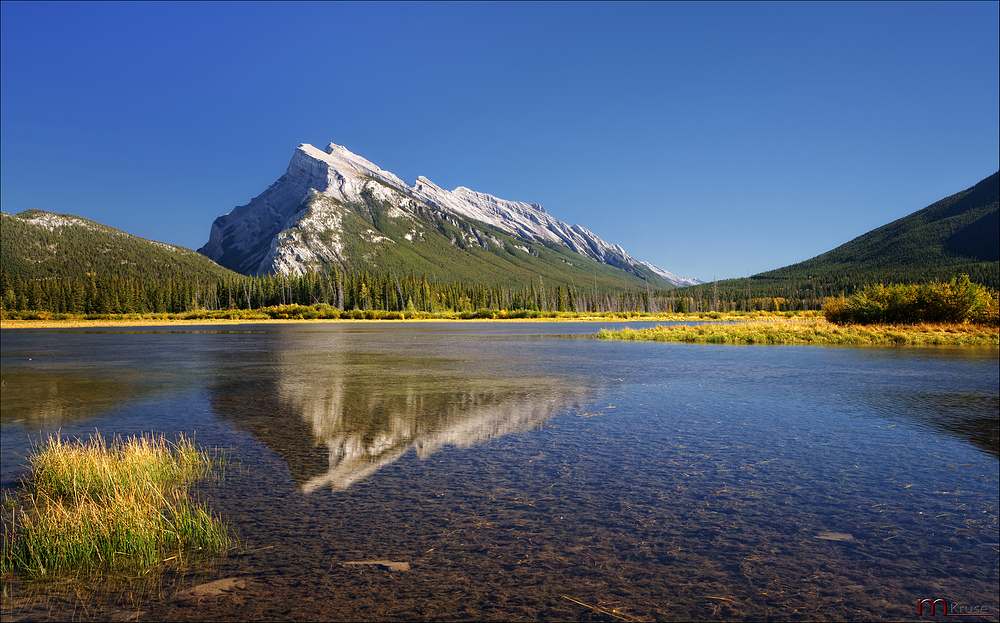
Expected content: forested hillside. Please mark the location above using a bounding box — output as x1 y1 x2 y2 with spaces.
1 208 673 315
1 210 239 282
673 172 999 311
758 171 998 286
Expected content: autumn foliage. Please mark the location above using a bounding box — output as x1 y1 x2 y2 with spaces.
823 276 998 326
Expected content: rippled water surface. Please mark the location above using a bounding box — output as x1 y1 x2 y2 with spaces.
2 322 997 621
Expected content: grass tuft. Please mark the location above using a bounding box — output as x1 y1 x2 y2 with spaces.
596 320 999 346
1 432 235 577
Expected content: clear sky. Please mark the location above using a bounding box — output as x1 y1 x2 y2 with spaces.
2 2 998 282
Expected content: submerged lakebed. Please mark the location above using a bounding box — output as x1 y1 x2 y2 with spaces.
1 322 998 621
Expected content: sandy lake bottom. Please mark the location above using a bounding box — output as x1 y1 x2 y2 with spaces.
2 322 997 621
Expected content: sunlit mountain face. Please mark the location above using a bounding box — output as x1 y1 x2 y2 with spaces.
198 142 695 286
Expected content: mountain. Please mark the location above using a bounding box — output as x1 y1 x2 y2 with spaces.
1 209 239 282
759 172 998 287
198 143 698 288
681 171 999 301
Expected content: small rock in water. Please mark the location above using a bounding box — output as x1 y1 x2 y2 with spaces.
815 531 855 542
172 578 246 601
342 560 411 571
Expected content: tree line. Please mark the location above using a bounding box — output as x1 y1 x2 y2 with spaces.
8 265 999 321
1 266 686 315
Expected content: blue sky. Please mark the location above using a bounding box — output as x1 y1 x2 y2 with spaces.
2 2 997 282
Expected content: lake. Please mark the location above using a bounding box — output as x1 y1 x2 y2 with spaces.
1 322 997 621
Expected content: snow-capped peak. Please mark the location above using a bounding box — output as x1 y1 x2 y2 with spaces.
200 142 698 286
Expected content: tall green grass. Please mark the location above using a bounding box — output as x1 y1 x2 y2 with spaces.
1 433 235 577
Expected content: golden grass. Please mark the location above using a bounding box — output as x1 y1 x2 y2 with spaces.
597 320 1000 346
1 433 235 577
0 309 823 328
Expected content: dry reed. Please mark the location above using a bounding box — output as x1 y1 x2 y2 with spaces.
1 432 234 577
597 321 999 346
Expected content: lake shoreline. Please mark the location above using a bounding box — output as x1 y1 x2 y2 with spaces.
4 314 997 347
0 311 821 329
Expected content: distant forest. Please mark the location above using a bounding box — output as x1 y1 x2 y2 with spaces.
1 265 836 316
670 261 999 314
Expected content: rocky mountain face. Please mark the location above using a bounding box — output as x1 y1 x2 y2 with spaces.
199 143 698 286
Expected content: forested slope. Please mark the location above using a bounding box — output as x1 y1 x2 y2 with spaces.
757 171 998 289
675 172 999 310
2 210 239 282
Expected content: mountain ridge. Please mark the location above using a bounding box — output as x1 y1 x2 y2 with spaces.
198 142 700 287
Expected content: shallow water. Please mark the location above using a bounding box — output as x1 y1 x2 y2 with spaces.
2 322 997 621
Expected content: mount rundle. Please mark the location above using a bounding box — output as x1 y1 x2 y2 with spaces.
199 143 697 286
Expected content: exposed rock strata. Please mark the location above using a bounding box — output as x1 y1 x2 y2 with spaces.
199 142 698 285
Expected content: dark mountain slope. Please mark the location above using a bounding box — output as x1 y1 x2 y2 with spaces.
757 171 998 288
738 171 1000 295
1 210 239 282
669 172 998 308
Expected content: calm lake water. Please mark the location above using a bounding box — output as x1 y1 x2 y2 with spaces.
2 322 998 621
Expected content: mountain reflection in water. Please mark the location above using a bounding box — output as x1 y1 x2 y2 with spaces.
865 389 999 458
211 350 589 491
0 368 145 425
